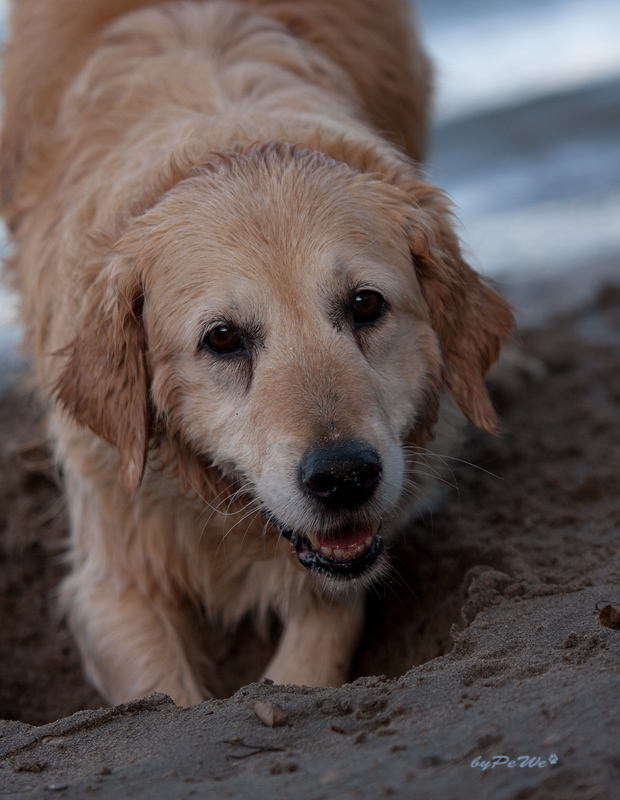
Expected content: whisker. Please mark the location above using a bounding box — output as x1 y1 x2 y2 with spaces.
403 468 459 490
403 459 446 481
192 478 256 530
192 478 258 553
214 502 263 558
402 444 502 481
402 447 456 476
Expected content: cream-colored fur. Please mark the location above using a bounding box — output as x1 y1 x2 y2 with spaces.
1 0 513 705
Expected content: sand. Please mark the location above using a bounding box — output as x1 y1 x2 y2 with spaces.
1 281 619 798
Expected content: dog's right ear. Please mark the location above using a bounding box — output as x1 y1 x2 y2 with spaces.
55 255 149 497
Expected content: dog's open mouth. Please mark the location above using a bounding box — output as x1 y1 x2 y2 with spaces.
280 522 384 580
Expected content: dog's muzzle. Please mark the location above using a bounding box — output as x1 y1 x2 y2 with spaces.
269 440 386 579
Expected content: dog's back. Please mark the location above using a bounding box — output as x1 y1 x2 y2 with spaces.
0 0 430 228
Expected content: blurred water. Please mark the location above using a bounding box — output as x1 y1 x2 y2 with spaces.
0 0 618 345
0 1 17 367
415 0 620 316
416 0 620 121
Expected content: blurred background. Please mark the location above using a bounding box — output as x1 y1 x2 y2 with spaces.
416 0 620 322
0 0 618 374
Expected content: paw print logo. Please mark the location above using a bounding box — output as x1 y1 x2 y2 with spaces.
549 753 559 765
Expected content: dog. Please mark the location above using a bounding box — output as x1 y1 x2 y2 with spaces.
0 0 513 705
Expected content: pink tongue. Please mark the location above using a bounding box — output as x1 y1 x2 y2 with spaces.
314 524 374 550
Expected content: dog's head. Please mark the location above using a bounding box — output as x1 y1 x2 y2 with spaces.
57 144 513 586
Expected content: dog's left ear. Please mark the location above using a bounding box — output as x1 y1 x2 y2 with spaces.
404 181 515 433
55 254 149 496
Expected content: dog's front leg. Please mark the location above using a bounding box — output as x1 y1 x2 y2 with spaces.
62 572 209 707
59 471 209 707
263 595 365 688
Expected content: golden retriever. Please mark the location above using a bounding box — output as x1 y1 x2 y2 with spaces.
0 0 513 705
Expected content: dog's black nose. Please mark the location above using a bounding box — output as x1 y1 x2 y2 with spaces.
299 441 382 510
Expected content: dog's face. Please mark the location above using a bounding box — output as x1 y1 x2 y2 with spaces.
57 147 513 586
143 155 443 584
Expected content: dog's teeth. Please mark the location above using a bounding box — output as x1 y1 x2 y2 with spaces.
320 545 333 557
365 536 373 547
355 543 365 555
333 547 345 559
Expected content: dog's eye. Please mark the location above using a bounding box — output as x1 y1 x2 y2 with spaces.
351 290 385 326
200 324 245 355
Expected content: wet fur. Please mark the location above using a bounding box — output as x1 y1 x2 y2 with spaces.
1 0 513 704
